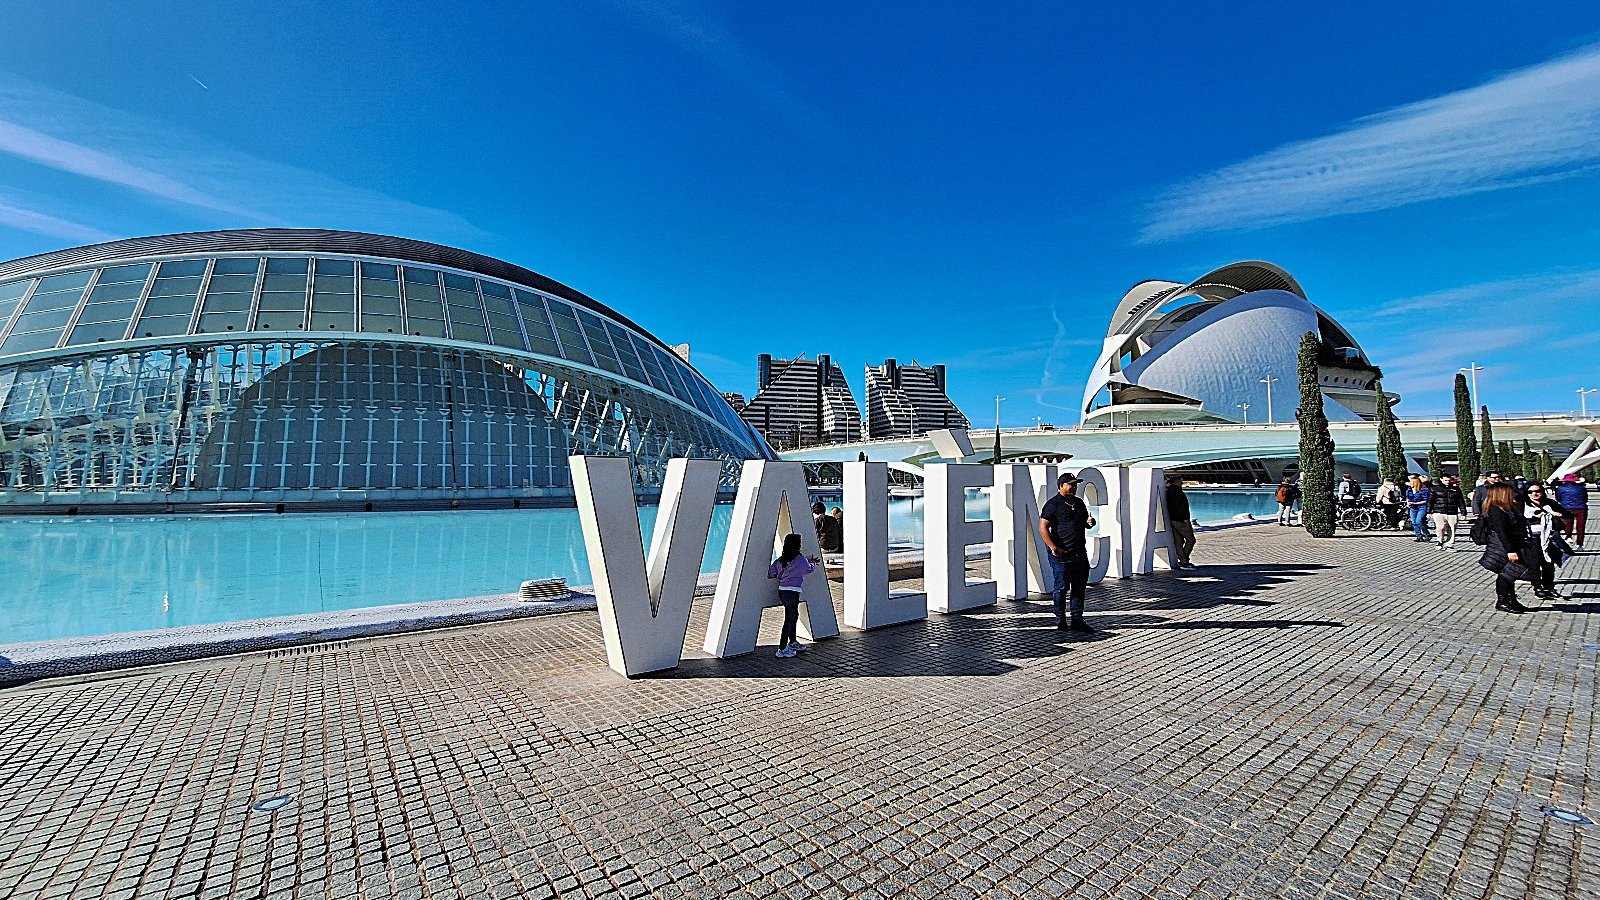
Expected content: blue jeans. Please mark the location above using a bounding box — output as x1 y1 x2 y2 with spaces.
1409 506 1428 538
1048 553 1088 620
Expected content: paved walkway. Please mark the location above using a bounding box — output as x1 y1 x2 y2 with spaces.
2 524 1597 899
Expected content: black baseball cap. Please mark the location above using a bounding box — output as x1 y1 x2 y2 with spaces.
1057 472 1083 485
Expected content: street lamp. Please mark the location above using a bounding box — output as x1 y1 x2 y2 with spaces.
1580 387 1598 419
1236 402 1250 424
1260 374 1278 425
1459 362 1484 411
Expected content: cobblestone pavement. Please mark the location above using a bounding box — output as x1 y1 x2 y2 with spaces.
2 523 1597 900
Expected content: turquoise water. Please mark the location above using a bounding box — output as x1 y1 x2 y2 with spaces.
0 489 1274 644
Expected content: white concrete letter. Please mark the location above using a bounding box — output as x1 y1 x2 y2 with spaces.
925 463 998 613
703 460 841 657
991 464 1056 600
1075 467 1115 584
842 461 927 629
572 456 720 677
1129 467 1177 573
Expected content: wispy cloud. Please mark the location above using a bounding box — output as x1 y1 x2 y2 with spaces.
597 0 829 133
1141 42 1600 242
0 72 481 242
0 195 117 244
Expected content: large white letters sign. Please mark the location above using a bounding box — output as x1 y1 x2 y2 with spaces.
925 463 997 613
842 461 927 629
991 464 1056 600
571 456 720 677
1076 467 1117 583
703 460 840 657
1129 467 1178 573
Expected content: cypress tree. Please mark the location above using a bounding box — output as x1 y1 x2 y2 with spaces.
1428 443 1443 483
1296 331 1336 536
1479 406 1497 475
1498 441 1514 478
1453 374 1478 489
1374 384 1407 485
1522 439 1538 481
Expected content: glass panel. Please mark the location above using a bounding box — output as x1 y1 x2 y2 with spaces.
157 259 207 278
140 295 198 318
445 302 484 328
361 314 404 335
606 323 647 381
194 292 250 314
10 308 75 333
85 279 144 304
315 258 354 276
359 261 397 280
0 329 66 354
0 279 29 330
442 272 474 291
528 335 560 357
546 303 592 364
63 321 129 346
197 312 249 333
74 299 139 325
23 271 92 313
261 274 306 293
487 312 524 349
263 258 307 275
96 264 150 285
408 318 446 338
216 258 261 275
479 281 514 314
150 275 203 298
403 266 439 285
310 312 355 331
361 294 401 317
131 316 191 339
449 323 488 343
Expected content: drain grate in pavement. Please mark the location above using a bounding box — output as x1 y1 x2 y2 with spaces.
250 796 294 813
1541 806 1593 825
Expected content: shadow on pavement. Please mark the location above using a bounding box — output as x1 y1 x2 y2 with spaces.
660 563 1338 679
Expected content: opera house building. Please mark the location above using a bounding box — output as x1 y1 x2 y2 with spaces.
0 230 772 508
1083 261 1388 427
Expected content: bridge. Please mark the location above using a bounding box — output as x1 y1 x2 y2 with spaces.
781 416 1599 479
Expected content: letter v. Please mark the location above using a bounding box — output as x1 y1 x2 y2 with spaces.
572 456 720 676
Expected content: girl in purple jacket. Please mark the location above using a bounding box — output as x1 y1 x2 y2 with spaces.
768 533 820 658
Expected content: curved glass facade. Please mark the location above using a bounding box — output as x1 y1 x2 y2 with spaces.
0 231 772 505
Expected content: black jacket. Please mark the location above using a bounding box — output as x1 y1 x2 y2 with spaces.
1428 485 1466 515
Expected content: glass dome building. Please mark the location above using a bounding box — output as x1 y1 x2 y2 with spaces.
0 229 772 508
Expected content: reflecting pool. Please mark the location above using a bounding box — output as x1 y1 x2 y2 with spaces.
0 489 1274 643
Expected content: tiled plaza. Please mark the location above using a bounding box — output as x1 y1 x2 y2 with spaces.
2 522 1596 899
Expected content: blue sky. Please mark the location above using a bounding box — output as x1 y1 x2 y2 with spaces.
1 1 1598 425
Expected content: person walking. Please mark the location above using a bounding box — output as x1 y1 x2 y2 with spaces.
1428 474 1466 550
1471 472 1501 518
767 533 820 658
1039 472 1096 633
1478 483 1531 614
1404 474 1432 541
1165 474 1198 569
1275 475 1300 526
1375 478 1404 530
1523 483 1567 601
1554 474 1588 548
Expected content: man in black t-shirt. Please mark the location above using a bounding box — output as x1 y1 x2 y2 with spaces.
1039 472 1096 633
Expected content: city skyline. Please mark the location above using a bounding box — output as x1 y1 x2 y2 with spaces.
0 3 1597 423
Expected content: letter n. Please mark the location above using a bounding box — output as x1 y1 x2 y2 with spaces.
991 464 1056 600
571 456 720 677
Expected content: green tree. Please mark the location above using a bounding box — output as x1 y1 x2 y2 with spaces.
1296 331 1336 536
1479 406 1497 475
1375 384 1408 485
1454 374 1478 489
1498 441 1514 478
1521 439 1538 481
1428 443 1443 483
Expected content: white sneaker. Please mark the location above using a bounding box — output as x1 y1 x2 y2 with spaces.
775 647 796 658
788 641 808 653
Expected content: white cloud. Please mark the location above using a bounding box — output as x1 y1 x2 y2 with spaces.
0 195 117 244
1141 42 1600 242
0 72 481 241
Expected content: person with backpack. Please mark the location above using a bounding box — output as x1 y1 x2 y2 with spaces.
1336 473 1362 508
1375 478 1404 529
1427 474 1467 550
1476 483 1531 614
767 533 821 658
1275 476 1300 526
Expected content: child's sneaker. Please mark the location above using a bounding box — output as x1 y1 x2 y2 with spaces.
774 647 796 658
788 641 808 653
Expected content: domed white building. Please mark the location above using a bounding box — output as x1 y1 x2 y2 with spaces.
1082 261 1388 427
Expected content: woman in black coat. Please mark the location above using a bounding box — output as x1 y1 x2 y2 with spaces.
1480 483 1530 613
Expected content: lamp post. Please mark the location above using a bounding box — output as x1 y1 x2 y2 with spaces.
993 395 1004 465
1580 388 1598 419
1236 402 1250 424
1459 362 1484 411
1260 374 1278 425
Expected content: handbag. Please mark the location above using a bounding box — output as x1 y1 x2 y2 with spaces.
1500 559 1538 583
1548 531 1575 567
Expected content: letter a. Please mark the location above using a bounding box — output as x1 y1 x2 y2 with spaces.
572 456 720 677
1129 467 1178 573
704 460 840 657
